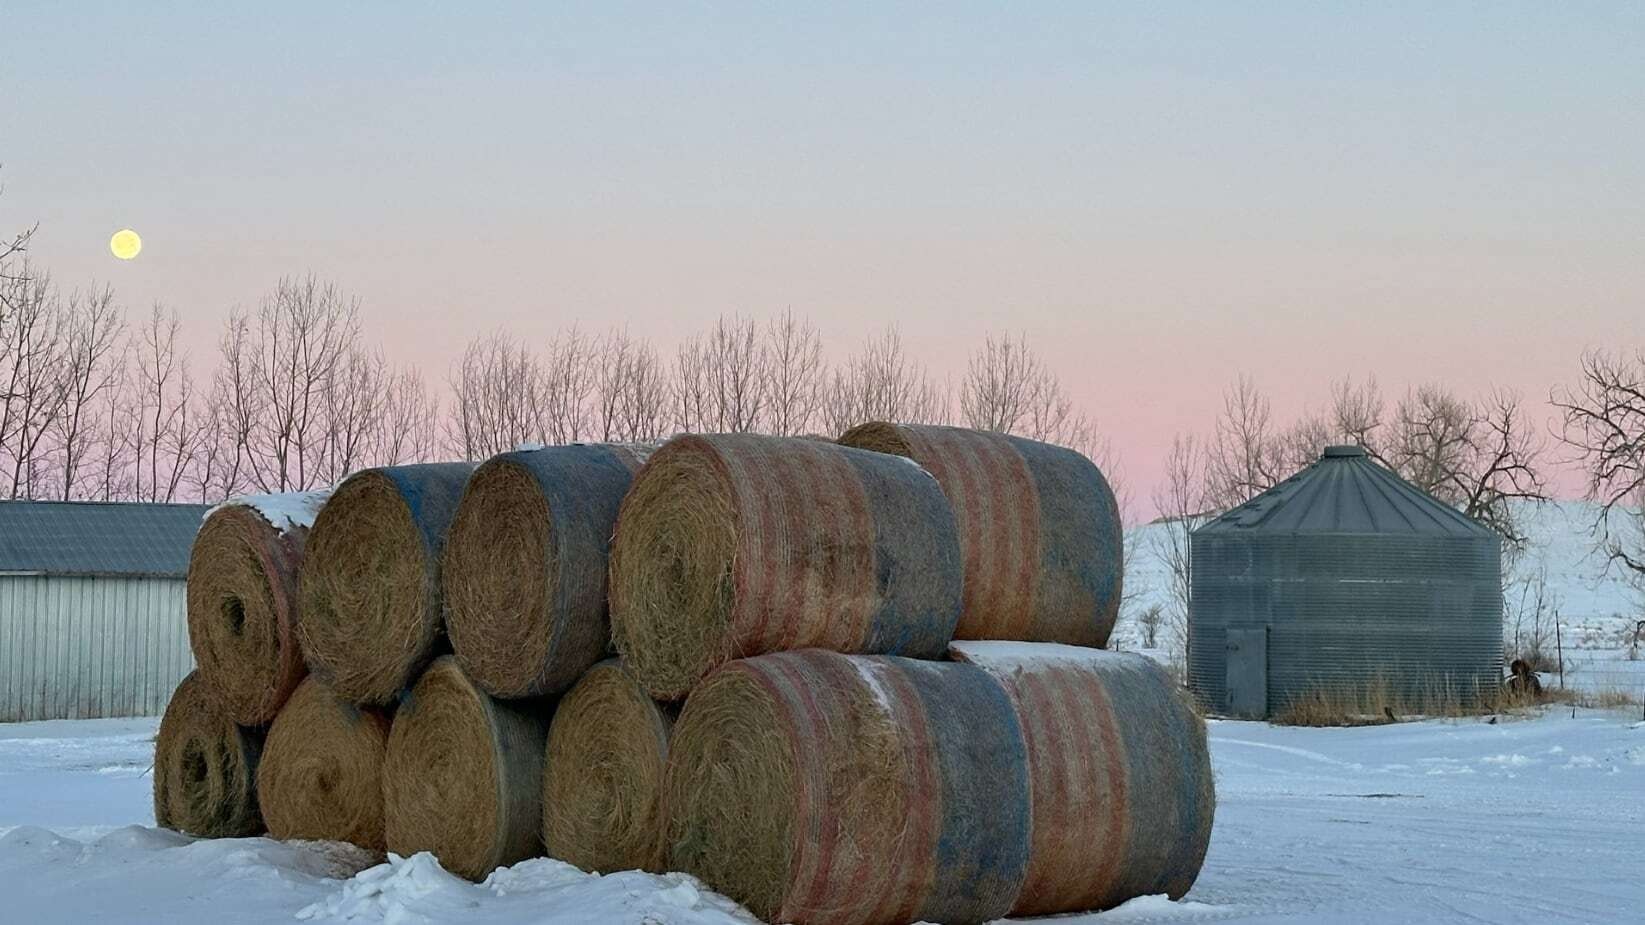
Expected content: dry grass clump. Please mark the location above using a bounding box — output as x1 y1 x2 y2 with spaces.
257 677 391 850
838 421 1124 647
382 657 549 881
610 434 962 700
299 463 473 705
1270 673 1504 726
153 672 264 838
542 660 676 873
445 446 645 699
187 504 308 724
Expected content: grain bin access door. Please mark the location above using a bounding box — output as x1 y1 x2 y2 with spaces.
1225 626 1268 718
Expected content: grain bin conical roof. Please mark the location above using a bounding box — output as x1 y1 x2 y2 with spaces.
1195 445 1495 537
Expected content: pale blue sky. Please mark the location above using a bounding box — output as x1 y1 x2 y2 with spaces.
4 3 1641 494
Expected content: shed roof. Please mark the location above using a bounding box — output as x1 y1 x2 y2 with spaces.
1195 445 1496 538
0 500 209 578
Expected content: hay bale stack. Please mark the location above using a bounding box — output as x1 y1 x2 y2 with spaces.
445 444 650 699
256 677 391 850
838 422 1123 647
382 656 549 881
187 492 328 725
542 660 675 874
609 434 963 699
950 641 1216 913
153 671 264 838
664 650 1031 925
298 462 476 705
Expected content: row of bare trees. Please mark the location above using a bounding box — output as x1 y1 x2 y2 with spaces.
0 266 1109 505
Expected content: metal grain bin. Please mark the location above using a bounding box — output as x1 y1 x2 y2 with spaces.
1189 446 1502 718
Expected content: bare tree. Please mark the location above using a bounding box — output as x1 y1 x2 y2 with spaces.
316 344 387 485
51 285 124 499
240 276 362 490
1203 375 1283 511
595 329 671 443
960 332 1044 434
1384 383 1546 543
823 326 950 434
0 166 39 319
1554 349 1645 581
446 330 546 459
1150 433 1208 674
541 327 593 444
761 310 825 436
129 305 201 502
706 315 766 433
375 366 440 465
672 335 713 434
0 269 68 498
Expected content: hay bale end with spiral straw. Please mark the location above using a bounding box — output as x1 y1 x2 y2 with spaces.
298 462 476 706
153 671 264 838
445 444 650 700
609 434 963 700
256 676 392 850
382 656 550 881
542 659 675 874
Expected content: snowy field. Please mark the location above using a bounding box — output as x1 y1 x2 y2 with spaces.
3 708 1641 924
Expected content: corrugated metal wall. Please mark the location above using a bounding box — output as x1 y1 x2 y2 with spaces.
1189 533 1503 715
0 575 194 721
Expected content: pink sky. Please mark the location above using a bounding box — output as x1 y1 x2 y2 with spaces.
5 5 1639 511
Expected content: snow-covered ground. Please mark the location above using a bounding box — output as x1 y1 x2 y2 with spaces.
3 709 1640 924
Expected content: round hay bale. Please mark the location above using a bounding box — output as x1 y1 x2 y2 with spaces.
542 660 675 873
664 650 1031 924
950 641 1216 913
153 671 264 838
298 462 476 705
609 434 962 700
256 677 391 850
838 422 1124 647
445 445 650 700
382 656 549 881
187 493 328 725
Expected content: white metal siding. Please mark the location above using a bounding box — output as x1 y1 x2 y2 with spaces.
0 575 194 721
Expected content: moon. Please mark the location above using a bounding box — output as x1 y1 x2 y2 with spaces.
110 229 142 260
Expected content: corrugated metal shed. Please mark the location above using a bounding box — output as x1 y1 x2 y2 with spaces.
0 501 207 721
1189 446 1503 718
0 500 209 577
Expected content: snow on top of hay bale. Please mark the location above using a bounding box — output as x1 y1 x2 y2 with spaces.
208 489 333 533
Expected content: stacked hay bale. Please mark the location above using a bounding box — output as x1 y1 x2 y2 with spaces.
158 492 329 840
154 671 264 838
381 656 548 880
162 426 1212 921
660 646 1214 924
297 462 477 705
187 491 328 724
444 444 651 699
256 677 392 849
541 660 675 873
838 422 1124 646
608 433 964 699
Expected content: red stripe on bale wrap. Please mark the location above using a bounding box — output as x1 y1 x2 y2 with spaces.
949 641 1216 915
664 650 1030 925
609 434 961 700
837 423 1122 647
